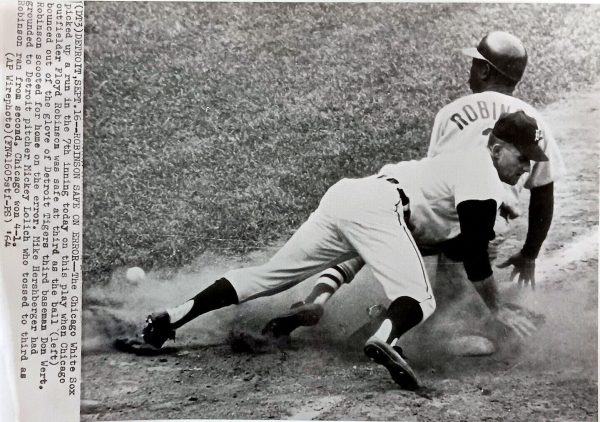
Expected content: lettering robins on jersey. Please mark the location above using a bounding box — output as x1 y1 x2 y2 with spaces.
428 91 565 191
449 100 513 130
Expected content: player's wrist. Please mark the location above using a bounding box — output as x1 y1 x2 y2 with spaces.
519 246 538 260
473 275 499 311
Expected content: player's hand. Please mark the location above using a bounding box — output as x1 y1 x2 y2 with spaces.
493 305 538 339
497 251 536 289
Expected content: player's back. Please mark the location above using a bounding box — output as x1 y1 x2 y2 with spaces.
378 148 504 245
428 91 544 158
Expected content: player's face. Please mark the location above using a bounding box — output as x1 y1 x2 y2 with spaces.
494 143 531 185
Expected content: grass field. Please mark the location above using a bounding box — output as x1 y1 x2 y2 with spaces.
83 3 600 286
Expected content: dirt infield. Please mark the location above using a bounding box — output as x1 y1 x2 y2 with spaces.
81 83 598 421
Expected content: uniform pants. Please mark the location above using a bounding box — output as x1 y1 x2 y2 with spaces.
225 176 437 319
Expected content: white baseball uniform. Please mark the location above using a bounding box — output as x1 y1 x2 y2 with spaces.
313 90 566 293
428 91 565 195
225 147 505 321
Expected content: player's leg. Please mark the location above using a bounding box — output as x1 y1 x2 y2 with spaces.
308 243 442 343
142 277 238 348
261 256 365 337
140 182 357 349
354 226 434 390
345 219 435 328
308 257 366 304
338 180 435 389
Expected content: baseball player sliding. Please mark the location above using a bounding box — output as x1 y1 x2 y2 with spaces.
129 111 547 390
262 31 564 340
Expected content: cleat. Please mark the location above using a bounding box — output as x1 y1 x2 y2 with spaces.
364 336 420 390
142 312 176 349
114 336 177 356
261 302 324 338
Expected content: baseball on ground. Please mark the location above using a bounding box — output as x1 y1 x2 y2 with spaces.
125 266 147 283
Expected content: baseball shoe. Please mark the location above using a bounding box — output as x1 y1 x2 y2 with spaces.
142 311 176 349
364 336 420 390
261 302 324 338
114 336 177 356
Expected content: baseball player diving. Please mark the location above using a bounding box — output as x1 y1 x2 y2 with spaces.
262 31 565 341
128 110 548 390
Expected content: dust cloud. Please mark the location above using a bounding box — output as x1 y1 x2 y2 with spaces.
82 246 325 351
83 237 597 379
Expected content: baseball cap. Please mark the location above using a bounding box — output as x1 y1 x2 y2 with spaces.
461 31 528 82
483 110 548 162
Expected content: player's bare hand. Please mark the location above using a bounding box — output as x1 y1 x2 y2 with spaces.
493 305 538 339
497 252 536 289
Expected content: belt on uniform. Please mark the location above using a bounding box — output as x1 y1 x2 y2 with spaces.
377 175 411 223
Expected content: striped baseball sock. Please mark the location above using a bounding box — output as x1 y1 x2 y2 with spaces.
307 265 348 304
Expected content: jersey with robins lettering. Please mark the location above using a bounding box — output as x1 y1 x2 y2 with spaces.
427 91 565 189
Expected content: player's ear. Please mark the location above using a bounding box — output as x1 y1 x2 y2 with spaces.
480 62 492 80
489 142 503 160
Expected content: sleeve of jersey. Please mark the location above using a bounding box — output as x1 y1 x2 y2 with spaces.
524 117 566 189
456 200 497 281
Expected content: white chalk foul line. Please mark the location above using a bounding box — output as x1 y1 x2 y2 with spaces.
536 228 598 284
287 395 345 420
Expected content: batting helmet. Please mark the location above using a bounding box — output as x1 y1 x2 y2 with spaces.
461 31 528 82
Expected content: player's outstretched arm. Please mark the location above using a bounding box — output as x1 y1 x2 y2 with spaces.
497 251 536 288
498 182 554 289
472 275 500 311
